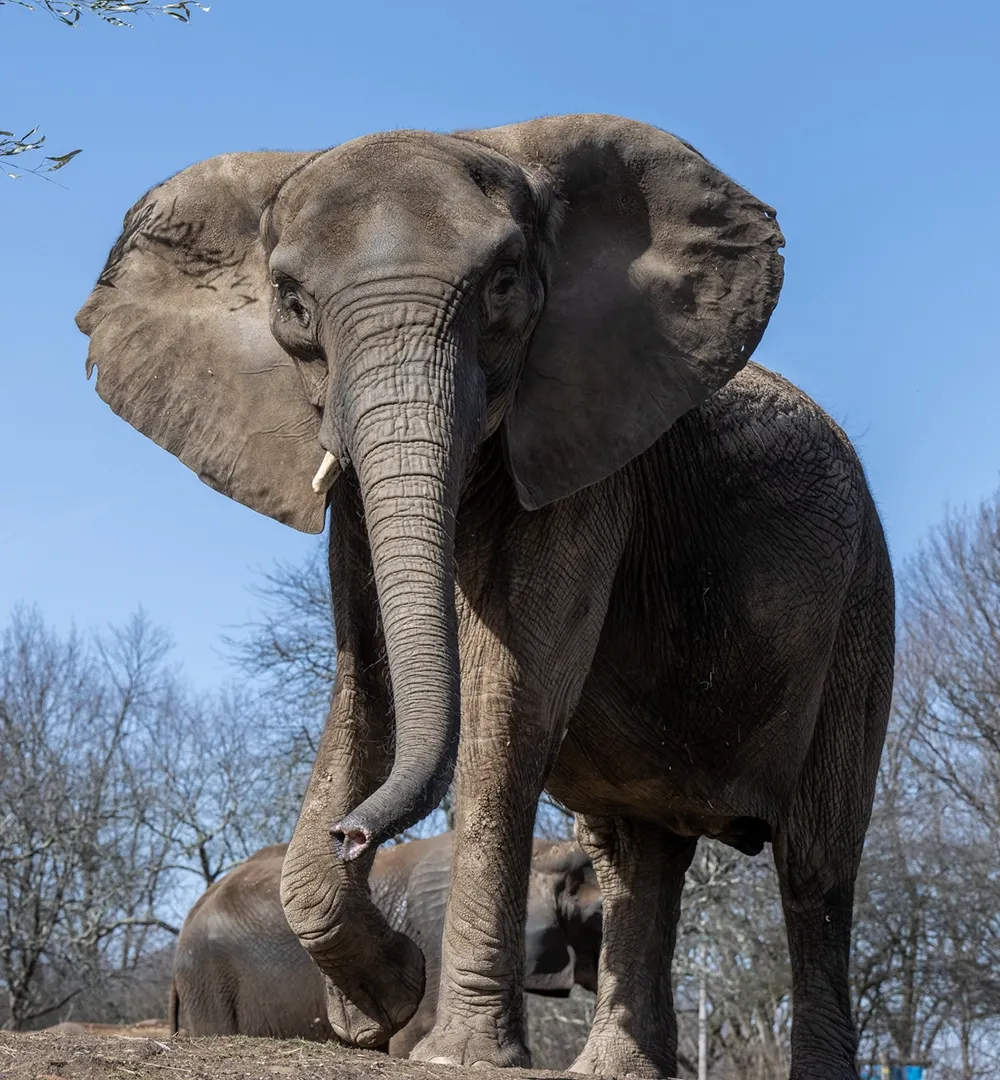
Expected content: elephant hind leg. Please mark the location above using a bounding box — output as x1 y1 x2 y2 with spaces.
772 580 893 1080
178 967 239 1036
570 815 697 1079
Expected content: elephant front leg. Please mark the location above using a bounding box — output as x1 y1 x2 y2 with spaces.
281 668 426 1048
572 816 696 1079
408 478 628 1068
408 655 547 1068
280 477 425 1048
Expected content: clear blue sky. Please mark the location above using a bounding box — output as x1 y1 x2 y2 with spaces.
2 1 998 687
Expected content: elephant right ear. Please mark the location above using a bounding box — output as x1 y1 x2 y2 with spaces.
465 115 784 511
75 151 331 534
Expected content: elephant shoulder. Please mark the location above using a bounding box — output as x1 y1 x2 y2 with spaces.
670 362 883 557
706 363 869 483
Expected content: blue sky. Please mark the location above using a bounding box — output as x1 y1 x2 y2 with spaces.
2 1 998 687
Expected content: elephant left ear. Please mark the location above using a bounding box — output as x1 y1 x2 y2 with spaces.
463 115 784 510
75 150 330 534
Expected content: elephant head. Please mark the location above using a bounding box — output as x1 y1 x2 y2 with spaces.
77 115 782 1042
524 839 603 996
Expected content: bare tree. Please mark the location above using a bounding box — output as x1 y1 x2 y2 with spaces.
897 486 1000 841
859 482 1000 1078
144 688 313 888
224 544 336 727
852 719 952 1067
0 606 321 1028
0 609 178 1029
853 722 1000 1078
674 842 791 1080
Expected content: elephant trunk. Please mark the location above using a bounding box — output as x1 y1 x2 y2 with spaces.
329 336 469 858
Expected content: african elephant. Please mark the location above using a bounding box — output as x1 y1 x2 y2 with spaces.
77 114 894 1079
169 833 601 1056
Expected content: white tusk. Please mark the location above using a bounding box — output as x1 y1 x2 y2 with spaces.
311 451 338 495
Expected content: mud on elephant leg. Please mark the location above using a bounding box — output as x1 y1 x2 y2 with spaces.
281 824 425 1047
571 815 696 1079
409 490 623 1069
404 483 625 1067
408 668 547 1067
282 726 427 1048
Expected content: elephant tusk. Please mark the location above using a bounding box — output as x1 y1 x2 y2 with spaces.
311 451 338 494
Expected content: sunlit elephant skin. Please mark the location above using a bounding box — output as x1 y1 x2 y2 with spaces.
78 114 893 1079
169 833 600 1055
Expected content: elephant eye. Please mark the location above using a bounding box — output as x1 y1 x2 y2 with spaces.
275 277 310 327
489 265 520 300
483 264 526 330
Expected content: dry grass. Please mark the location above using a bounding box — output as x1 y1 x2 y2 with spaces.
0 1033 589 1080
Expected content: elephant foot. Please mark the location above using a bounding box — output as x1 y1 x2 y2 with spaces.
321 927 426 1048
571 1030 679 1079
409 1022 529 1069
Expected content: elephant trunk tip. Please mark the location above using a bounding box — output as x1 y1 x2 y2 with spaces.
329 821 372 861
328 755 457 862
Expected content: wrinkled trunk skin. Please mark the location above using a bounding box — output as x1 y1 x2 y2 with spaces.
331 354 464 854
281 333 472 1048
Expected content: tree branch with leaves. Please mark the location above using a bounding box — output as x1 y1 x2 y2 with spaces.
1 0 206 181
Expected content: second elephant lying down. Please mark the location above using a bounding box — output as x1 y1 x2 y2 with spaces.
170 832 601 1056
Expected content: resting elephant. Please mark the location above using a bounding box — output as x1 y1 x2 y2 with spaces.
77 114 894 1079
169 833 601 1055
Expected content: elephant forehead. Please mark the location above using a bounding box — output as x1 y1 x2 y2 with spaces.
270 135 520 284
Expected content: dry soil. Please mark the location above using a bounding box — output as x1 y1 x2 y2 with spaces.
0 1033 592 1080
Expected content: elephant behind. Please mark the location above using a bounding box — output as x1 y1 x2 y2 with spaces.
170 832 600 1057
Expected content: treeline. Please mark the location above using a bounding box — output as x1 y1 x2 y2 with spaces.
0 608 317 1030
2 486 999 1079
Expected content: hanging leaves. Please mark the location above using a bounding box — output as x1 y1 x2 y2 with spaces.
44 148 83 170
0 2 208 27
2 1 207 181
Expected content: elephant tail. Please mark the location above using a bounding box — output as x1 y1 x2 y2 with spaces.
168 978 180 1035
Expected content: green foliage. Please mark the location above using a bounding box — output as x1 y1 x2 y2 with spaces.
1 1 206 180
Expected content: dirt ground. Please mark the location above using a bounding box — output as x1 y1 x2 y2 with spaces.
0 1033 591 1080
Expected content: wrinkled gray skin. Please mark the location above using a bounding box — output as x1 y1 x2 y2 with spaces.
169 834 601 1056
77 114 894 1079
